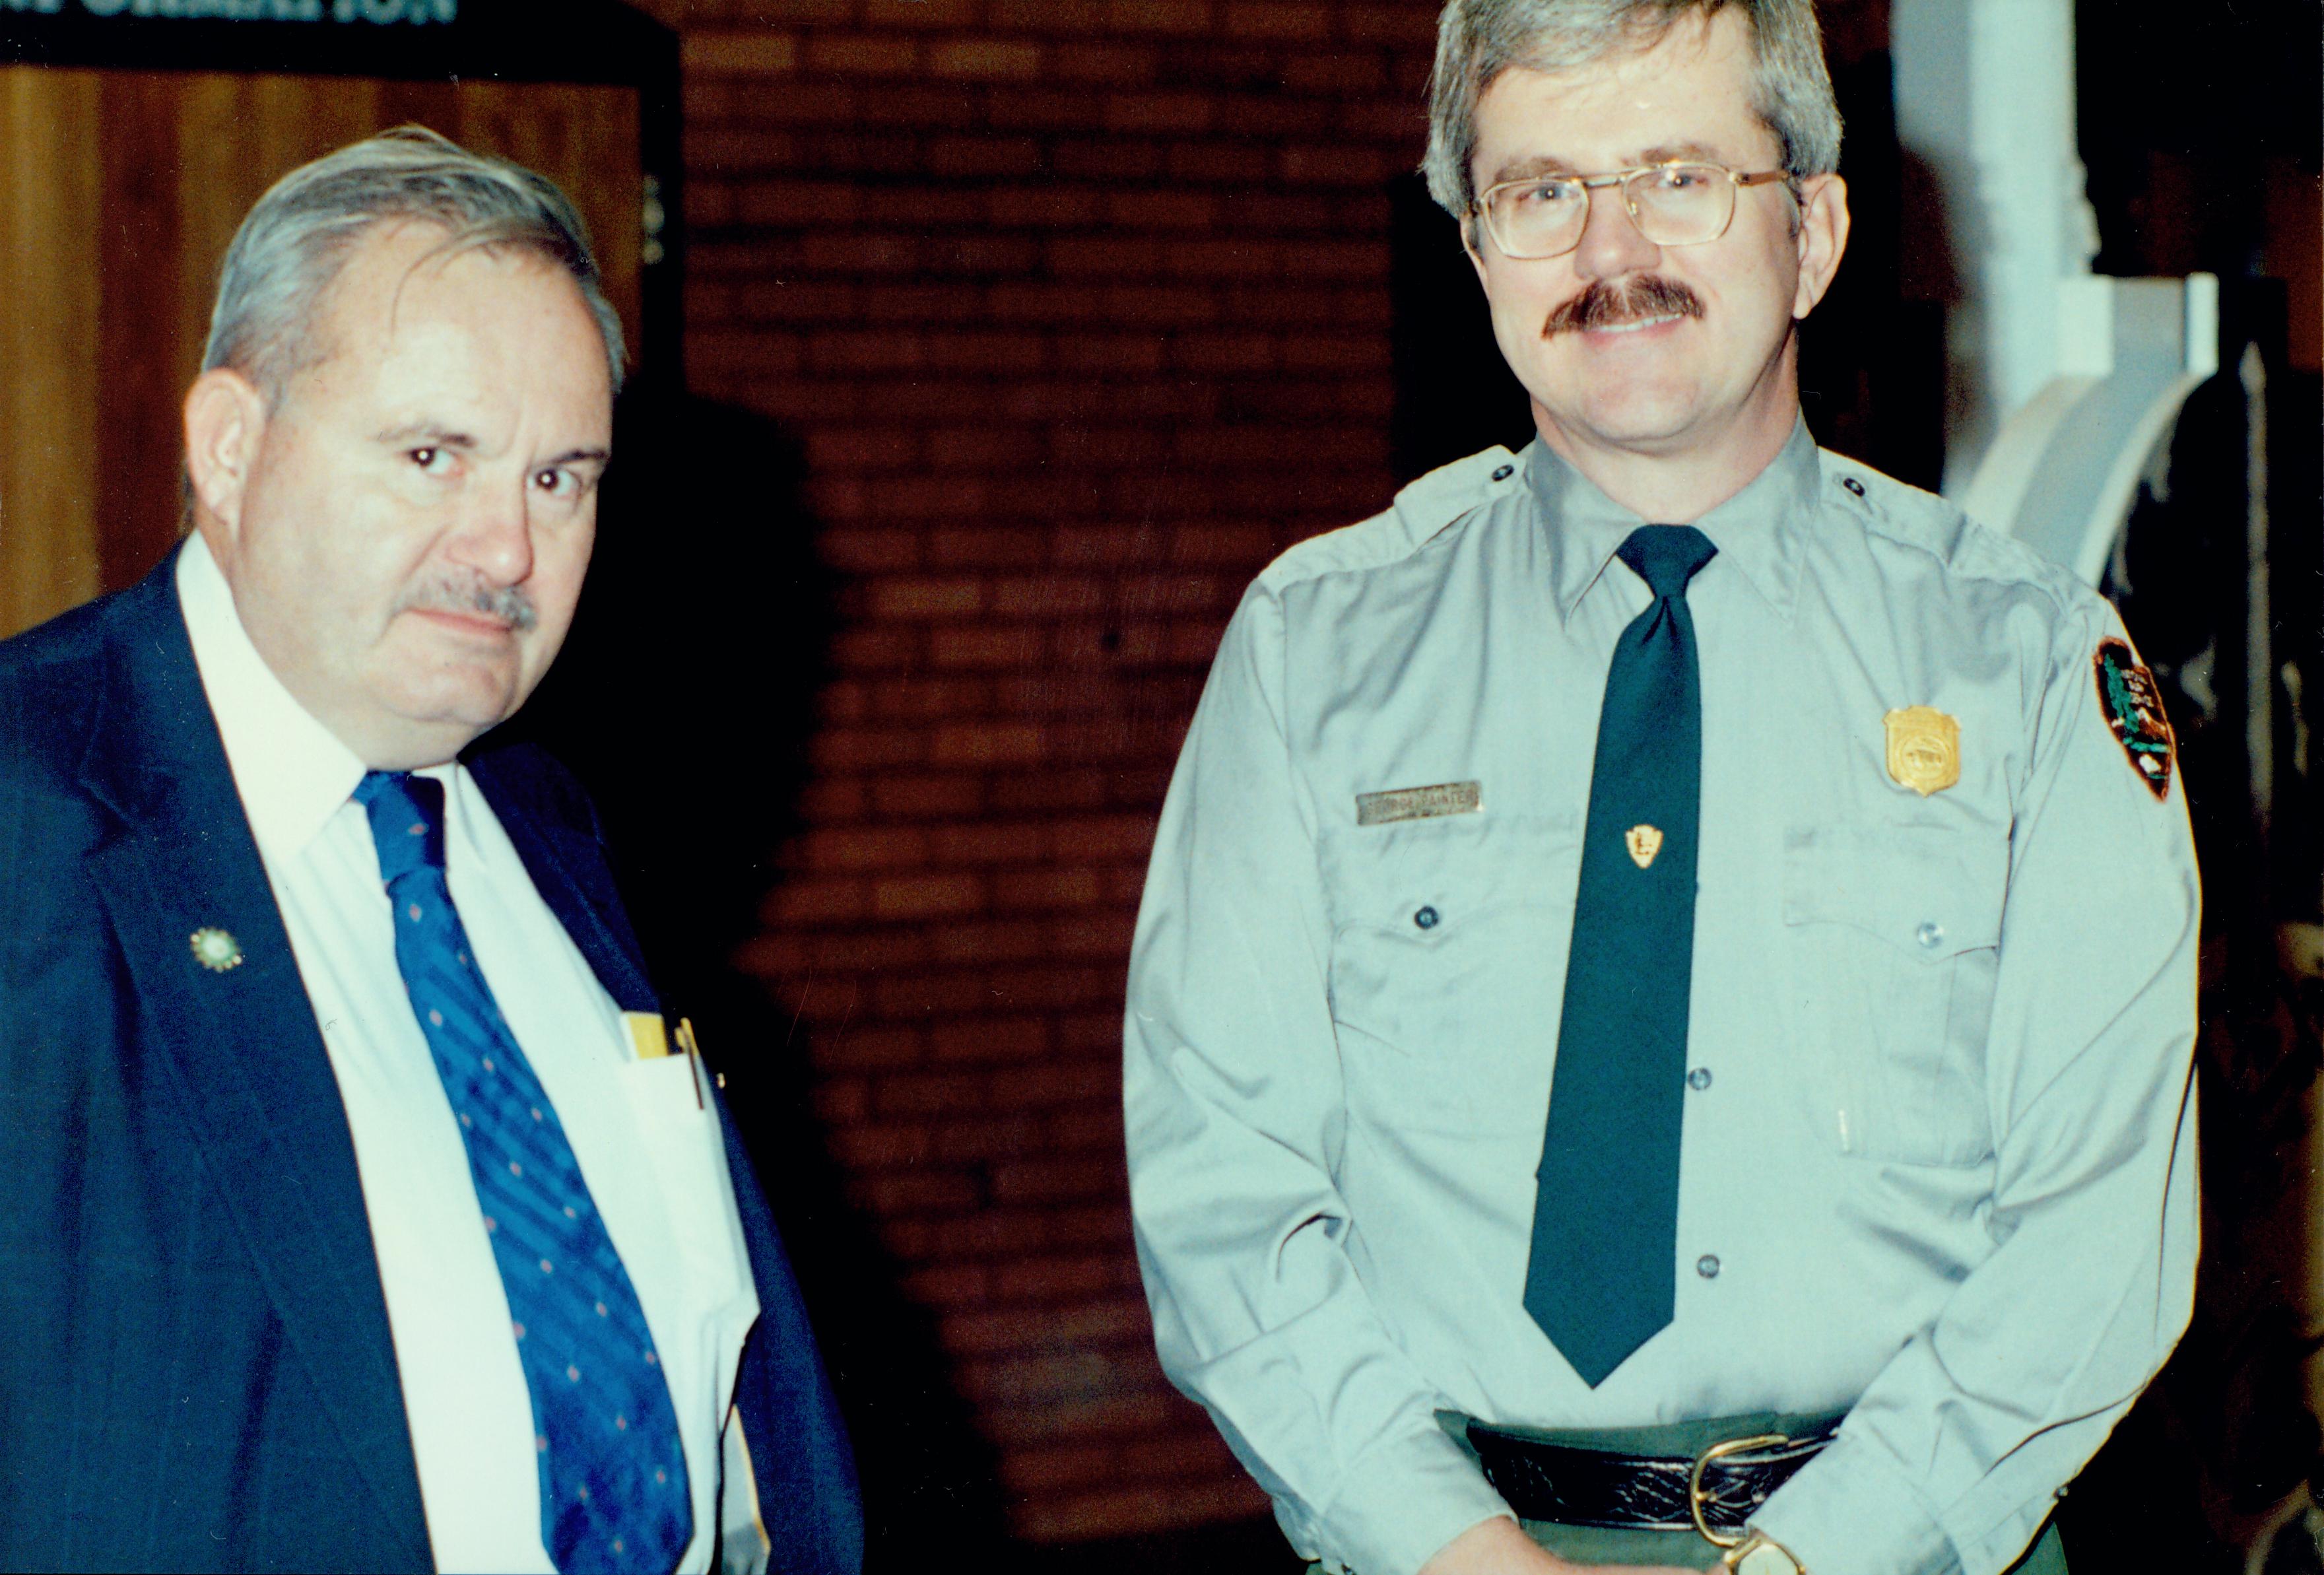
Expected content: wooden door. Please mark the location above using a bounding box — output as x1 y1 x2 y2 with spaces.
0 68 642 639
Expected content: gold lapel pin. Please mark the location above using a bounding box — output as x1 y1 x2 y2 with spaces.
190 927 244 973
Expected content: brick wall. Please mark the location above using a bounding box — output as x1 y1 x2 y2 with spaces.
630 0 1447 1546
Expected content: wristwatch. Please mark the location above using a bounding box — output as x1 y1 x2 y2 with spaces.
1720 1531 1805 1575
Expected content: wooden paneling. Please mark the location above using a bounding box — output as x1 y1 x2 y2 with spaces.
0 68 642 640
0 69 103 638
95 72 192 597
457 81 645 363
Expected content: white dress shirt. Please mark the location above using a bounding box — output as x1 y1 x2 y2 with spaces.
1125 426 2200 1575
177 535 762 1574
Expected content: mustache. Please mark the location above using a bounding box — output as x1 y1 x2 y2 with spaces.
395 574 539 632
1542 275 1705 336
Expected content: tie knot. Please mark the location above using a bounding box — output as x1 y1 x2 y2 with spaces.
354 770 448 883
1616 524 1717 600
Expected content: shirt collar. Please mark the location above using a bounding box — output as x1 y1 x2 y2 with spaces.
1527 416 1819 624
177 531 368 862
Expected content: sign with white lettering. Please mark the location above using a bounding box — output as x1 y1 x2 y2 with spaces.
0 0 670 83
0 0 681 366
3 0 456 18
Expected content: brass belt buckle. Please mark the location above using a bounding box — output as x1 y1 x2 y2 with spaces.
1686 1432 1789 1547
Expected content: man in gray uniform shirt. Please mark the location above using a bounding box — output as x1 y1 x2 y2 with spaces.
1123 4 2200 1575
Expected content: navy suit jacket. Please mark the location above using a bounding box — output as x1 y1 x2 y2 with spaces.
0 553 863 1574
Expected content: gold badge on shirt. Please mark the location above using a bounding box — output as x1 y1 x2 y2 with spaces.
1884 706 1960 796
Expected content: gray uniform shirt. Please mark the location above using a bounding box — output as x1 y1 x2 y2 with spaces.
1123 422 2200 1575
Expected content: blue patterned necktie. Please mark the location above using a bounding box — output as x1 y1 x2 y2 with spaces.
1523 525 1717 1386
354 771 692 1574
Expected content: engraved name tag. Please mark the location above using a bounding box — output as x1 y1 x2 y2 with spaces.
1354 780 1482 826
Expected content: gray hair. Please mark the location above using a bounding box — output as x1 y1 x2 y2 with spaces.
1422 0 1842 220
201 125 625 399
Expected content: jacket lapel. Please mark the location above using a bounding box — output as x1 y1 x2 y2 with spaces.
466 747 866 1569
465 732 866 1566
79 560 432 1570
469 743 661 1016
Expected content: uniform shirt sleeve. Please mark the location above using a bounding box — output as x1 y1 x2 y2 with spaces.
1124 582 1514 1575
1754 597 2201 1575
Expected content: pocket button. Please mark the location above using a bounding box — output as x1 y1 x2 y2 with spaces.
1915 921 1944 951
1413 906 1440 929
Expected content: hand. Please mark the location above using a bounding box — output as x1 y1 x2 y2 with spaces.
1417 1518 1563 1574
1415 1516 1713 1574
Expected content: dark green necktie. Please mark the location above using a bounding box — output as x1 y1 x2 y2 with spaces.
1524 523 1717 1387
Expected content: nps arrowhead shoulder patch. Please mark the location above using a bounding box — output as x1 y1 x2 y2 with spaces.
2094 636 2175 801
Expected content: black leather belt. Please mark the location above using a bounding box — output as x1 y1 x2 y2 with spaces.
1467 1418 1840 1535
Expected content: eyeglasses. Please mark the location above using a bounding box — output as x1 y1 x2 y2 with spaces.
1473 162 1791 259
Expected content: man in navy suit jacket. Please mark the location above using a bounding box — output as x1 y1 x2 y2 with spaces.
0 129 861 1574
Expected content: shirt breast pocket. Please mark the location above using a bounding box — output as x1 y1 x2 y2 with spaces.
1321 813 1580 1136
620 1054 755 1312
1781 824 2009 1166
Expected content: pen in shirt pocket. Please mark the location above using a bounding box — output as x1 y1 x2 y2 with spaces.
621 1011 708 1109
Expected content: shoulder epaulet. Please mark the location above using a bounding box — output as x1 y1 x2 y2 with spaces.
1389 444 1526 544
1817 448 2087 615
1818 451 1946 546
1255 445 1527 593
